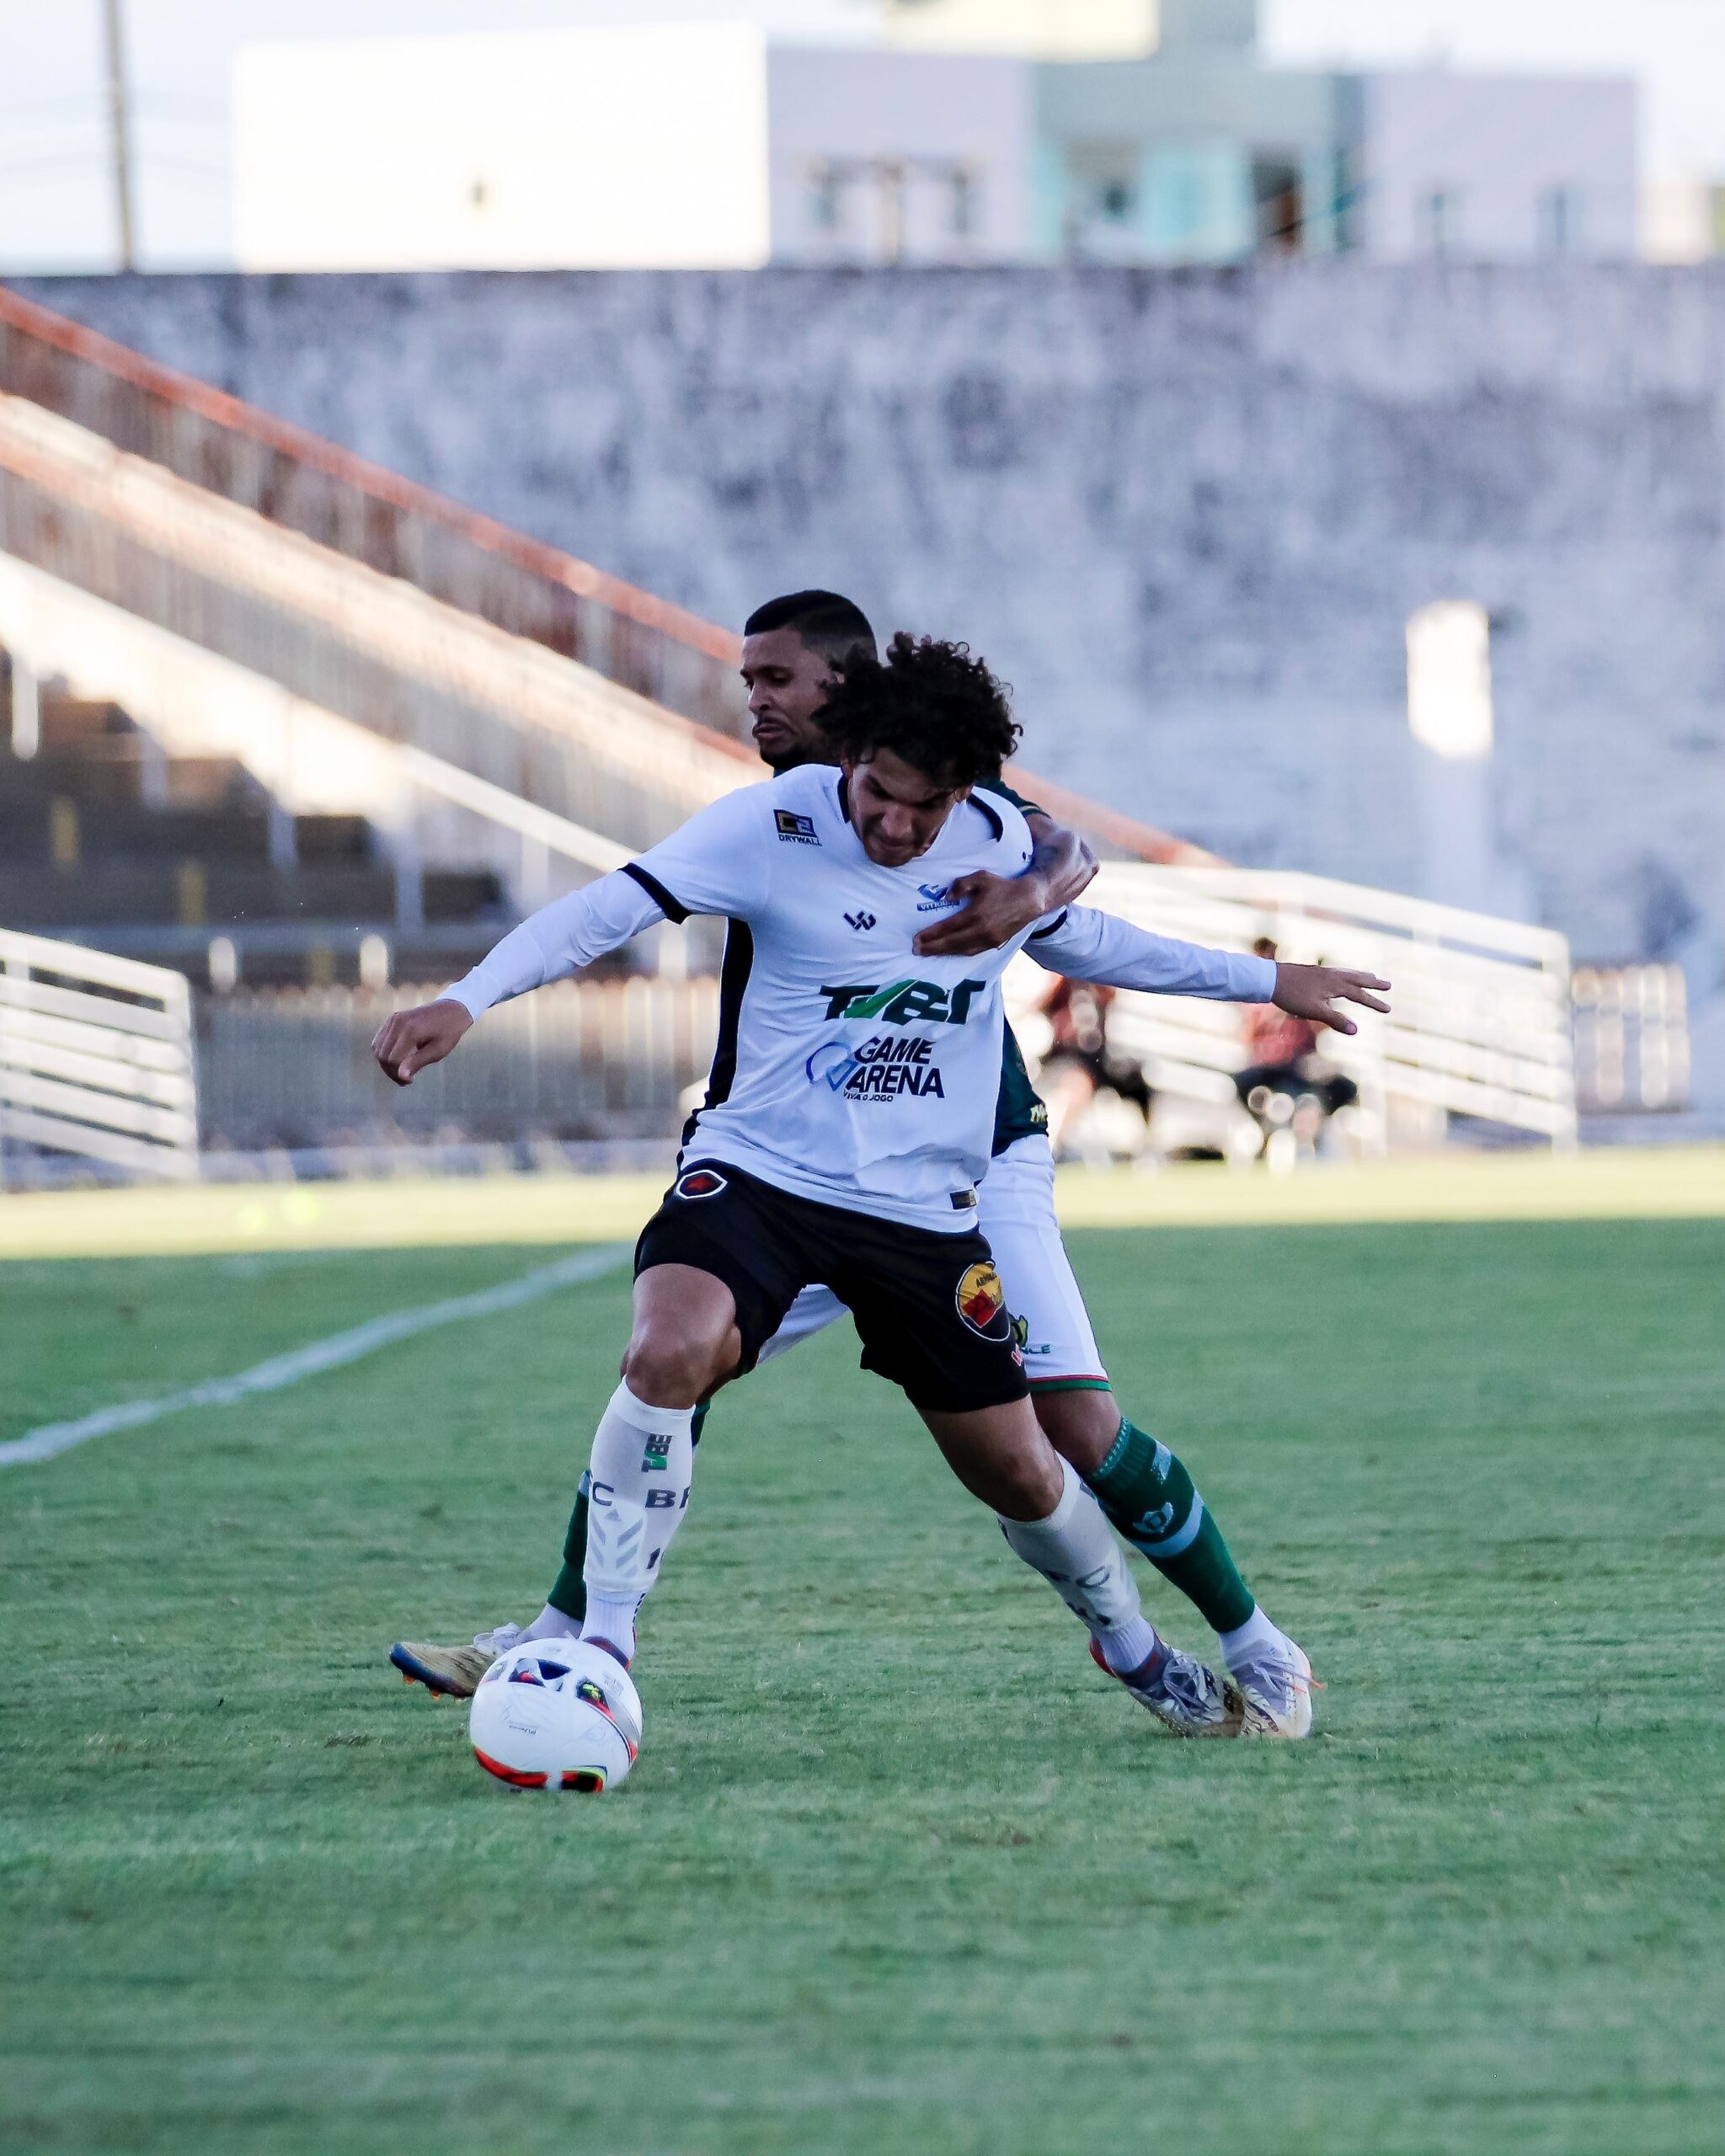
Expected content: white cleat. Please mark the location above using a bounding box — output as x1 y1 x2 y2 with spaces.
1090 1637 1244 1739
1230 1637 1316 1739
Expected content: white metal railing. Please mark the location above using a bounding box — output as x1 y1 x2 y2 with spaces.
0 928 199 1181
0 392 761 857
197 977 718 1149
1572 963 1690 1113
1065 866 1578 1148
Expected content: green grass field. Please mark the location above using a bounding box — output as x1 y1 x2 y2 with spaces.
3 1212 1724 2154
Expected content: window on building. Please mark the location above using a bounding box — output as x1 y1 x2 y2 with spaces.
951 166 978 240
808 163 845 234
804 155 979 262
1332 149 1361 252
1063 141 1143 259
1252 157 1302 253
1420 189 1461 257
1538 185 1584 257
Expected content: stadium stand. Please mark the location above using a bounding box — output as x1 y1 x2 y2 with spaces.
0 280 1602 1181
0 660 505 986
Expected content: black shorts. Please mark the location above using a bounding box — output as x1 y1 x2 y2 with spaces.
634 1160 1029 1416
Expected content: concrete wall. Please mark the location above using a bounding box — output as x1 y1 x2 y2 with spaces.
15 264 1725 984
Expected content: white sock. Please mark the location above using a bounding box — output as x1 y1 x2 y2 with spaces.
1218 1604 1292 1669
1093 1613 1162 1677
997 1456 1156 1671
579 1383 696 1664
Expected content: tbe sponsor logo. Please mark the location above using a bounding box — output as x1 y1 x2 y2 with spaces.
916 882 958 913
805 1035 947 1101
817 979 986 1025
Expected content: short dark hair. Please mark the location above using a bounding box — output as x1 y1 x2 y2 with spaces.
743 590 879 666
817 632 1021 792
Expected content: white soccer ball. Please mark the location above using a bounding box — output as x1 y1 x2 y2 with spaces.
470 1637 642 1793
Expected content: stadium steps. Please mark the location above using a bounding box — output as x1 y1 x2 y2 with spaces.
0 664 505 985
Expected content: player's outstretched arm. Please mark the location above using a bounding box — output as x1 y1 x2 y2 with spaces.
369 868 669 1086
370 790 771 1088
1268 960 1391 1038
1026 905 1391 1031
914 811 1097 958
372 999 473 1086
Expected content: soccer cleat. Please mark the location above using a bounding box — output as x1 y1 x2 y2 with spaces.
390 1623 524 1700
1229 1637 1316 1740
1089 1636 1243 1739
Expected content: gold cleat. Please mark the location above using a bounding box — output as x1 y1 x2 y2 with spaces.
389 1624 523 1700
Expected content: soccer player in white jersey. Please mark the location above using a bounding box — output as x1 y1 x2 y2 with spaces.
377 632 1388 1743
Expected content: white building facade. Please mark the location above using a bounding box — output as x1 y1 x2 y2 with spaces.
1355 71 1638 264
231 7 1638 272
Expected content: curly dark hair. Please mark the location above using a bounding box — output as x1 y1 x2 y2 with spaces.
815 632 1021 791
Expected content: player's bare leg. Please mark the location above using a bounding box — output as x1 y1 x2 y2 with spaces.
1033 1386 1313 1738
921 1399 1240 1737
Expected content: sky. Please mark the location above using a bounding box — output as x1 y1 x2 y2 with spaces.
2 0 1723 269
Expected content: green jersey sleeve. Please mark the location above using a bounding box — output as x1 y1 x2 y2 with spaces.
976 776 1044 823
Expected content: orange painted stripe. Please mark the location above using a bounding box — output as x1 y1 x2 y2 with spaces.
0 281 737 662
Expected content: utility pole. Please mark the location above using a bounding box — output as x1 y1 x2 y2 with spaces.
101 0 136 271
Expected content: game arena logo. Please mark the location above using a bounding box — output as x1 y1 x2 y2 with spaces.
805 1036 946 1100
954 1260 1012 1342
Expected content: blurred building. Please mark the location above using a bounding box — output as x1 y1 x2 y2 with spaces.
231 1 1637 272
877 0 1159 60
1642 175 1725 264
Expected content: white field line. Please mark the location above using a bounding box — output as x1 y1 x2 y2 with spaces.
0 1244 631 1470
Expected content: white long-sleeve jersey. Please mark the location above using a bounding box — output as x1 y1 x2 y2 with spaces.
446 766 1275 1232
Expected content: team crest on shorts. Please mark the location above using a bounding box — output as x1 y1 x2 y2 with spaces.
954 1259 1012 1341
675 1168 728 1199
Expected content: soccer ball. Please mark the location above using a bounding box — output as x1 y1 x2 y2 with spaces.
469 1638 642 1793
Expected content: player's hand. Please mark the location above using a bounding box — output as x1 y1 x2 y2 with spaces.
1273 963 1391 1037
371 998 473 1086
915 870 1065 957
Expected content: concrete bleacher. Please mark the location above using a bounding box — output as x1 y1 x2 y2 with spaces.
0 659 505 987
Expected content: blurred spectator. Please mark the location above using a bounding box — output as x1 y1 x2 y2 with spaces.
1037 978 1154 1155
1234 937 1358 1158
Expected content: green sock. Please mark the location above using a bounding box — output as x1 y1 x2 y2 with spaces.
546 1473 591 1623
546 1401 710 1620
1085 1417 1256 1636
